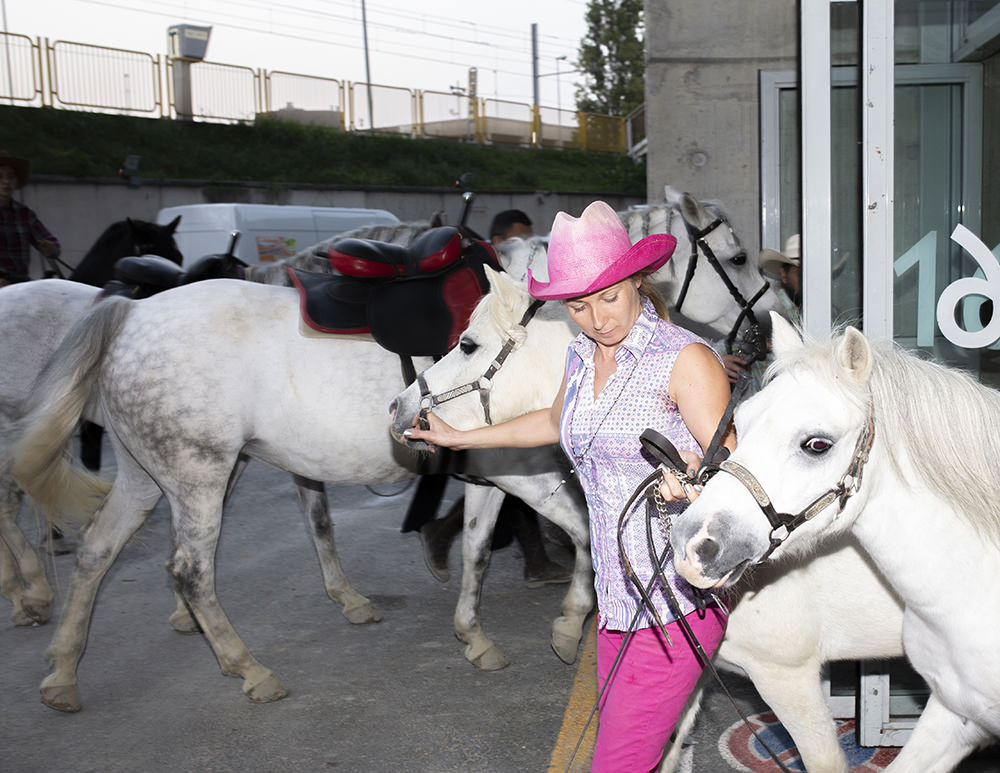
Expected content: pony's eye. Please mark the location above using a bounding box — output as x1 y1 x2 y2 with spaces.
459 338 478 355
802 437 833 454
730 251 748 266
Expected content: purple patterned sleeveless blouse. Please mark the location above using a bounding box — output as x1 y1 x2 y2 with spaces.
559 297 711 631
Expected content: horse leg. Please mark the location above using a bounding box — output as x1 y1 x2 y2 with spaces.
171 449 249 634
168 590 201 633
0 479 54 626
454 483 508 671
292 474 381 624
521 480 594 664
40 464 161 712
167 494 287 703
740 656 848 773
886 692 991 772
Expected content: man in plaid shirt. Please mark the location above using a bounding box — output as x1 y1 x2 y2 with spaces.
0 151 61 285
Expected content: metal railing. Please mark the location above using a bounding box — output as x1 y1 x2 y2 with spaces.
0 30 627 153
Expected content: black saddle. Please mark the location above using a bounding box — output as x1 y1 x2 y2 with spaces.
98 252 248 300
288 226 502 357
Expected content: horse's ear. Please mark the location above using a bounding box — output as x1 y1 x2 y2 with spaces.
677 191 704 227
770 311 803 357
166 215 181 233
663 185 682 207
484 265 528 317
836 326 873 383
484 264 505 291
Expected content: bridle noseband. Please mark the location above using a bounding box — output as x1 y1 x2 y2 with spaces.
697 409 876 561
673 213 771 363
417 299 545 429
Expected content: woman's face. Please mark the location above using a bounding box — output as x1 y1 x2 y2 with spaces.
565 277 643 350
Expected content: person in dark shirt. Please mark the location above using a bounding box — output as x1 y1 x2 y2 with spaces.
0 151 61 286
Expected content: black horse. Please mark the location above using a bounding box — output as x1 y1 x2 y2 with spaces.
69 216 183 288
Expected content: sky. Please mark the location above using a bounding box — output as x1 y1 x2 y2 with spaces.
2 0 591 109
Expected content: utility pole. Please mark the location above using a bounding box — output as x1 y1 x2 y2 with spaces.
531 23 539 106
361 0 373 129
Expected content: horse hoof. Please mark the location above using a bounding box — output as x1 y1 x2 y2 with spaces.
13 601 51 627
341 600 383 625
465 643 509 671
551 616 583 664
168 607 201 634
40 681 83 712
245 673 289 703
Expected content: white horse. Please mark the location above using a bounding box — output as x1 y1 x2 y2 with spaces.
390 271 908 773
671 313 1000 772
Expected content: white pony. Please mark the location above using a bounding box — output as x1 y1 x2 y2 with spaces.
390 271 907 773
672 313 1000 771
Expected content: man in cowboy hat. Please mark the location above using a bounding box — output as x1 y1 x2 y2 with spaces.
0 150 61 286
759 233 801 310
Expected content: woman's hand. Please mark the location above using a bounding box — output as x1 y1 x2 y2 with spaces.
403 411 464 452
657 449 703 502
720 354 748 385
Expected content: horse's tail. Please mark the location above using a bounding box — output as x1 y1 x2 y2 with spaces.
10 296 134 528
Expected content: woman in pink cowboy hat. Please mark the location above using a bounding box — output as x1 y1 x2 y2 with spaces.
405 199 734 771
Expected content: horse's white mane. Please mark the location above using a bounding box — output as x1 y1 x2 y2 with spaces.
771 332 1000 547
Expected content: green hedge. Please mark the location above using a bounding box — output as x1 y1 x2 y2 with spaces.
0 106 645 193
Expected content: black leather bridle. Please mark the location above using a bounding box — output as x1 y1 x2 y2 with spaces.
696 408 877 561
672 212 771 363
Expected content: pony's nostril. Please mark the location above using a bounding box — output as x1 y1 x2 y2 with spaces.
388 399 398 417
696 538 720 564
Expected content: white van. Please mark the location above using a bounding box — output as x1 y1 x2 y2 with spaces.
155 203 401 266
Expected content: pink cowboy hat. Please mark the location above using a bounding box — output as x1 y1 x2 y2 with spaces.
528 201 676 300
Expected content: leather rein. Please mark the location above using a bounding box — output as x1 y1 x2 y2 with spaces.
416 299 545 429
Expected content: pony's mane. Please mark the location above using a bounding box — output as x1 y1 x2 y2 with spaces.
771 330 1000 546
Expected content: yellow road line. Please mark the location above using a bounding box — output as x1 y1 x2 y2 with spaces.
548 616 598 772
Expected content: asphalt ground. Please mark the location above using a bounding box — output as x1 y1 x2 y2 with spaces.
3 451 999 772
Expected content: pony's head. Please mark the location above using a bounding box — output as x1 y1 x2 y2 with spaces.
389 266 572 448
634 186 781 345
670 313 877 588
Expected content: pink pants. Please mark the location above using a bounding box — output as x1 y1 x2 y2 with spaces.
591 606 727 773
